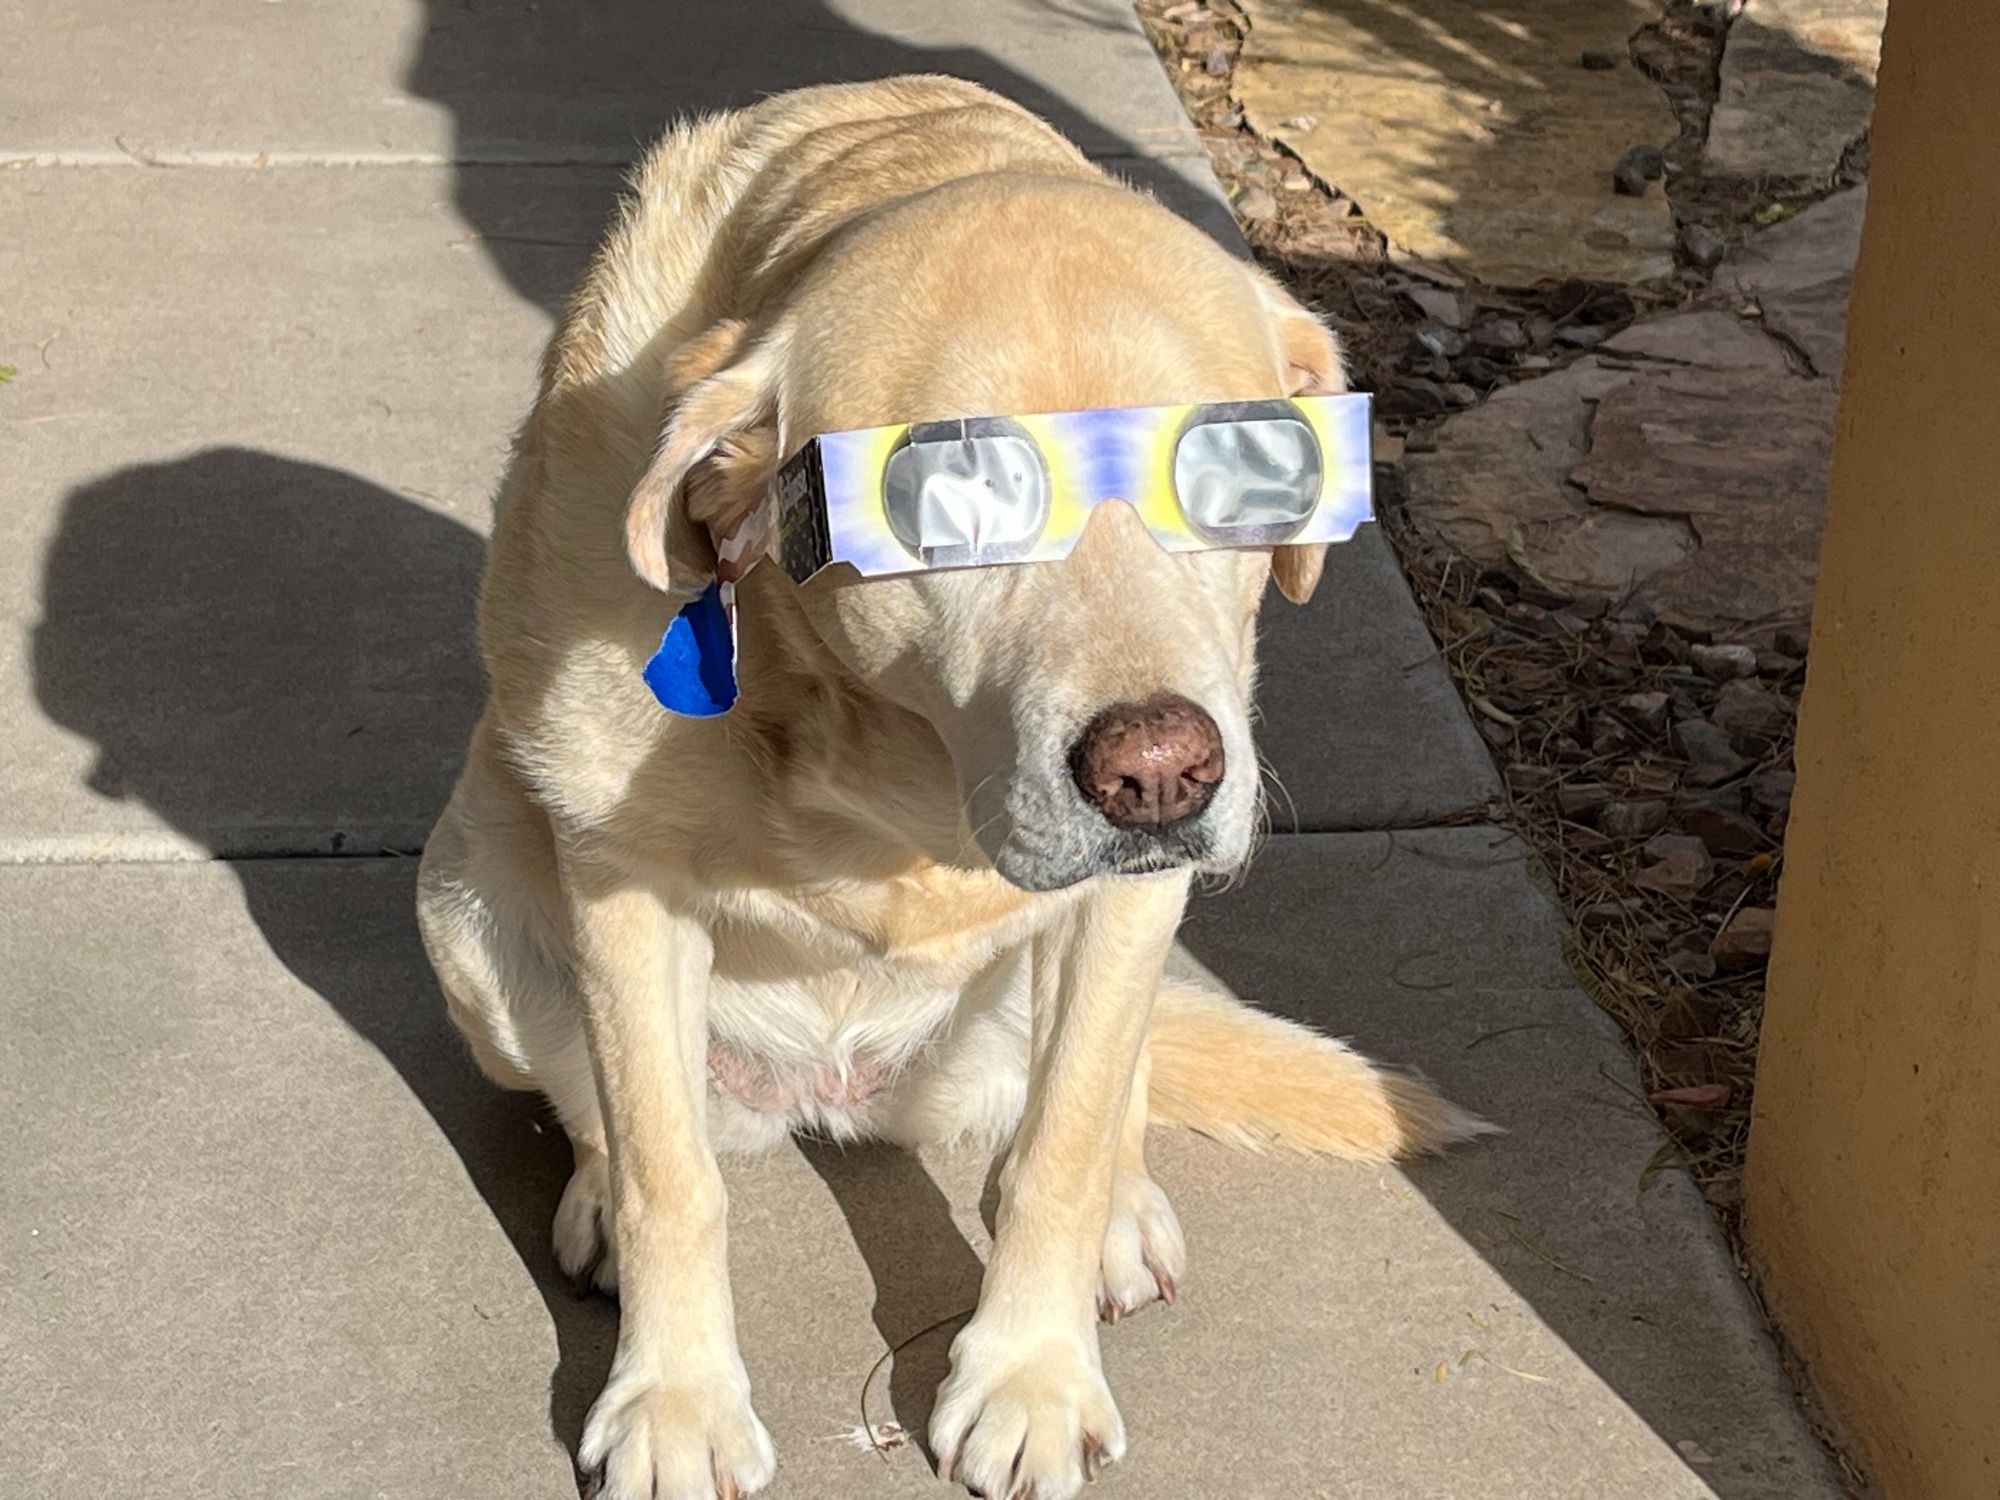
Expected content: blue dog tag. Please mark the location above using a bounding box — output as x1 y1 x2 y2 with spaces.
642 581 738 716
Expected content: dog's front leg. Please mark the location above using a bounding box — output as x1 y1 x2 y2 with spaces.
932 871 1188 1499
566 861 775 1500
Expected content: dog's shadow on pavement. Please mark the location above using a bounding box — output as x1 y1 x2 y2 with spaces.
29 447 999 1473
403 0 1240 317
30 448 616 1460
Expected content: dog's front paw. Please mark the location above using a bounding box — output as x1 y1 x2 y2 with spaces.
1098 1172 1184 1322
931 1324 1125 1500
580 1361 775 1500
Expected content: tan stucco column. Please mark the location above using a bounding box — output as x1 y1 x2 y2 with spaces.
1744 2 2000 1495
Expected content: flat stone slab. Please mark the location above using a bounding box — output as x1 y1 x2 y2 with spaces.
1706 0 1885 180
1402 193 1866 635
1 841 1838 1497
1720 188 1869 380
1234 0 1678 285
1 164 1490 859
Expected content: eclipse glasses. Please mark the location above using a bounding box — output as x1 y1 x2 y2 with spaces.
774 393 1373 583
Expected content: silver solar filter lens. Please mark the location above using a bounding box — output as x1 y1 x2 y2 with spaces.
883 418 1051 568
1172 404 1323 543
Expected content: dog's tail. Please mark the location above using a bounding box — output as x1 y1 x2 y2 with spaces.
1145 982 1493 1160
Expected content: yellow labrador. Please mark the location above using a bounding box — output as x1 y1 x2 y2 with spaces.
418 75 1483 1500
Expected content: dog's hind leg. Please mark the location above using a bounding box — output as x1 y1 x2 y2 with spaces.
418 717 614 1285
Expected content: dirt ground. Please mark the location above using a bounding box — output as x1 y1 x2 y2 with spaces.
1136 0 1871 1237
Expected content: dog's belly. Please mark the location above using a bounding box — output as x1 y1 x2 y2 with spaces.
700 937 1035 1150
706 1038 895 1111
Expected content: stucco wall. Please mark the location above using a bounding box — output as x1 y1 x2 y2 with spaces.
1743 2 2000 1495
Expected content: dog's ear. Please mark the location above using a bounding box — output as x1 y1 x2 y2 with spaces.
1255 278 1348 606
624 320 782 598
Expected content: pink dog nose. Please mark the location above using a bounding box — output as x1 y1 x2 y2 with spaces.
1069 694 1225 829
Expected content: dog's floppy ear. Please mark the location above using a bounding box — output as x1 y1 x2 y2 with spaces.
1255 277 1348 606
624 320 782 598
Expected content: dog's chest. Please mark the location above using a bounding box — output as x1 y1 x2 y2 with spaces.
715 862 1057 979
699 865 1058 1096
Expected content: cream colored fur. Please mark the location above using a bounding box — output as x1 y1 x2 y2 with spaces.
416 76 1485 1500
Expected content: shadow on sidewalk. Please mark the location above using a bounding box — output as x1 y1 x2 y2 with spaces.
30 449 615 1458
404 0 1232 313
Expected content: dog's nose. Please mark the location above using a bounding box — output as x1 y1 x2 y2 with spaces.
1069 693 1225 829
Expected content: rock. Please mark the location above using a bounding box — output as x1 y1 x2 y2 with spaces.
1673 719 1751 785
1505 762 1557 793
1578 48 1621 70
1567 364 1835 630
1409 324 1465 359
1203 44 1231 76
1470 317 1529 353
1378 377 1453 418
1679 222 1726 271
1232 183 1279 222
1644 625 1695 666
1659 990 1724 1039
1612 144 1665 196
1755 649 1801 677
1750 770 1796 813
1666 949 1719 981
1635 834 1714 897
1680 782 1752 815
1591 720 1634 756
1443 382 1480 407
1405 285 1470 329
1712 907 1777 969
1555 324 1611 348
1644 832 1708 863
1598 799 1670 838
1456 355 1510 387
1347 277 1399 322
1581 898 1640 926
1557 783 1614 821
1775 625 1812 657
1593 660 1637 688
1692 642 1759 680
1604 310 1791 372
1705 0 1885 180
1715 679 1793 739
1682 805 1767 856
1621 690 1670 735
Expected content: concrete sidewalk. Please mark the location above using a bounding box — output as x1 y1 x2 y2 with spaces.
0 2 1837 1496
